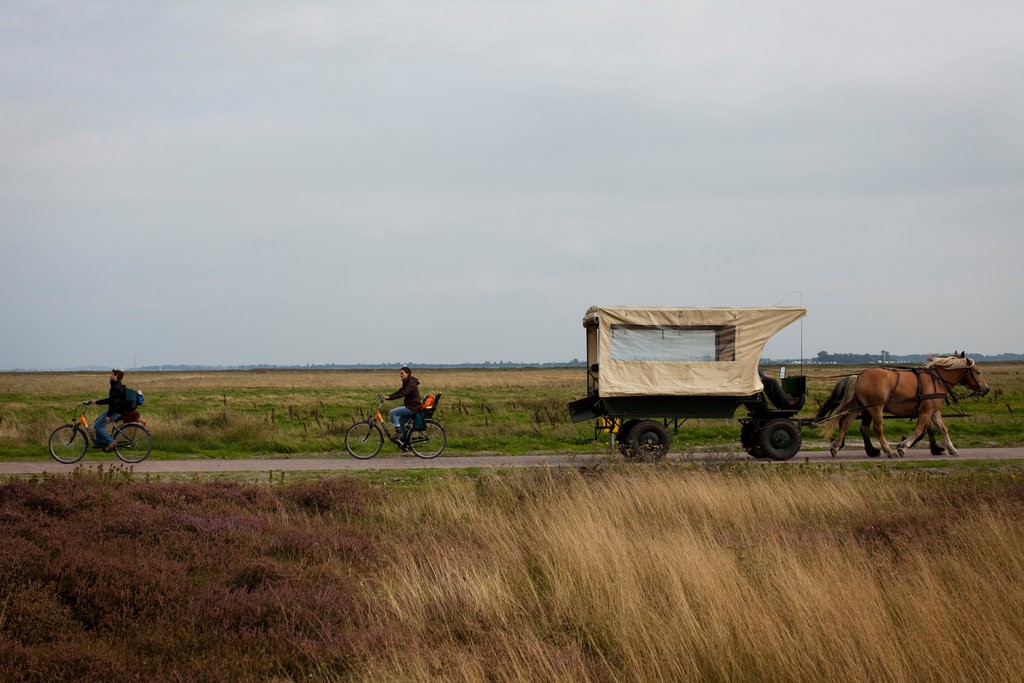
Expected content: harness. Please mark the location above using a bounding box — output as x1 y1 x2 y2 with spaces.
883 367 949 418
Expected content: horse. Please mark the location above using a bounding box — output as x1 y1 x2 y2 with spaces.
822 353 989 458
815 375 946 456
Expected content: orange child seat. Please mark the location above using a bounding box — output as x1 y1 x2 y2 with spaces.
420 393 441 417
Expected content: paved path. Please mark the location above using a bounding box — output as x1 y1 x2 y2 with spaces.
3 447 1023 475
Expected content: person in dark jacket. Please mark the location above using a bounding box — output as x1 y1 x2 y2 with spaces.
759 368 799 410
88 368 128 452
383 366 422 444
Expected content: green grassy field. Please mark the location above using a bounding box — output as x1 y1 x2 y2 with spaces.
1 363 1021 460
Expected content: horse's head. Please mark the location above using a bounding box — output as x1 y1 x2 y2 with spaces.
927 352 990 397
961 357 990 397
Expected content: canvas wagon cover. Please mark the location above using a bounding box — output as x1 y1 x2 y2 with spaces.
584 306 806 397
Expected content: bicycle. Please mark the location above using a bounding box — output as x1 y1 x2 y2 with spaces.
47 402 153 464
344 393 446 459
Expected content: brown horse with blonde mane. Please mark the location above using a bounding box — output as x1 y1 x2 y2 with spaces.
822 352 989 458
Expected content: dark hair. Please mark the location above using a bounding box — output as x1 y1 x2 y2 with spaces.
112 369 124 382
400 366 412 374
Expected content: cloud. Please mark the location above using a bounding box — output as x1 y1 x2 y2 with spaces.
1 1 1022 368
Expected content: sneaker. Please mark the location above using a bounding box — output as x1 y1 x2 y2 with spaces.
103 442 118 453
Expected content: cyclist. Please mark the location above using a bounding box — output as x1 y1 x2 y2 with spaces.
87 368 130 452
383 366 422 446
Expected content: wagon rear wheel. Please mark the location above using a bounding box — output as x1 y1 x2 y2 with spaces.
628 420 669 462
616 420 640 460
758 418 801 461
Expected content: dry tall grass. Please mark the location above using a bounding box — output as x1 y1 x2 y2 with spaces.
4 466 1024 681
357 467 1024 682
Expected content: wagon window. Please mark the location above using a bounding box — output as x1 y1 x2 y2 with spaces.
609 325 736 362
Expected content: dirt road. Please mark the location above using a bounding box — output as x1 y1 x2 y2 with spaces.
3 447 1023 475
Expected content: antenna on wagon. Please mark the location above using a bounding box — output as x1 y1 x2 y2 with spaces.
772 291 804 374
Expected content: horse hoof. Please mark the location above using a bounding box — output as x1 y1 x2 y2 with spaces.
829 447 838 458
897 448 905 458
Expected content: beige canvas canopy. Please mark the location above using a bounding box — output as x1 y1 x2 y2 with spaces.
583 306 806 397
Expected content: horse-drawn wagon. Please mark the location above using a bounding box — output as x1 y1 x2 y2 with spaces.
567 306 809 461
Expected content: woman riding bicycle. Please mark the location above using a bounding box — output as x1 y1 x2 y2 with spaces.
383 366 422 446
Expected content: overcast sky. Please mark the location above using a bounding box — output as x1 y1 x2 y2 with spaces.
2 1 1022 370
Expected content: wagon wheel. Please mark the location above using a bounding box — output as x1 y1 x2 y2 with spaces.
628 421 669 462
741 421 767 459
758 418 801 461
616 420 640 460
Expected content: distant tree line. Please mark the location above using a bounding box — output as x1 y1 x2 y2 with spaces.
809 351 1024 365
120 360 587 372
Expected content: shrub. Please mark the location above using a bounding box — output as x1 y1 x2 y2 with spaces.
0 474 381 682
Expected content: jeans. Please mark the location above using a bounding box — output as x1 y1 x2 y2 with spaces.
94 411 122 446
389 406 415 433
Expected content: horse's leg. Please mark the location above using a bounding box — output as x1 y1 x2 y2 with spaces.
930 412 959 457
927 426 946 456
830 410 860 457
867 406 897 457
896 411 933 458
859 411 881 457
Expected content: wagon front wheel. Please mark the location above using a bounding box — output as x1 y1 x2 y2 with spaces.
628 421 669 462
758 418 801 461
742 422 767 459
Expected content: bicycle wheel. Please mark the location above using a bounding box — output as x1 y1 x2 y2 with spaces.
345 421 383 459
113 423 153 463
410 419 446 459
48 424 88 464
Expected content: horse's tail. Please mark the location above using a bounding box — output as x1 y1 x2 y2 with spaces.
820 376 858 439
815 375 856 421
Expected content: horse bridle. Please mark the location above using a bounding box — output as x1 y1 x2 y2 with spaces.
928 363 986 408
953 363 986 398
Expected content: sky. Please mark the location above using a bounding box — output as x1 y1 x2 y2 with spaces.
2 1 1022 370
